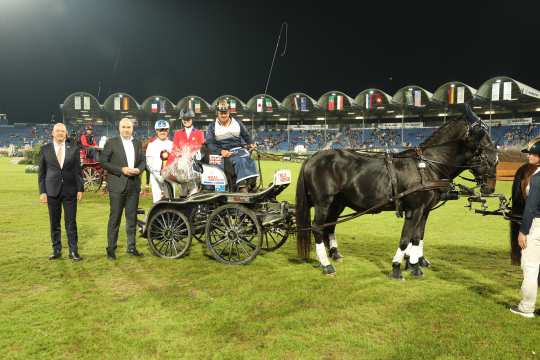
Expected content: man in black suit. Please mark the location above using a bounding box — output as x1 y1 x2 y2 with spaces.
100 117 146 259
39 122 84 261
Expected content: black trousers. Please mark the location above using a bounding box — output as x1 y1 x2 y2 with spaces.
107 179 139 251
47 192 78 252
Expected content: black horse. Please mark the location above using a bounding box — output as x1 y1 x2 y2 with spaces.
296 106 499 277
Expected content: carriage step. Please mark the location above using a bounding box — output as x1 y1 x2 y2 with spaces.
136 208 145 215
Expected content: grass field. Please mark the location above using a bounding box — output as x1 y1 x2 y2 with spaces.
0 157 537 359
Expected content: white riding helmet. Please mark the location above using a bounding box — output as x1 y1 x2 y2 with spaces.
154 119 170 130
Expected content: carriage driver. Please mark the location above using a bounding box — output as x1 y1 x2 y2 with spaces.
145 119 173 203
511 138 540 318
205 99 258 193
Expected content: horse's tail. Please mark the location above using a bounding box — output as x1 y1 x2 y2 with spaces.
296 160 312 260
509 163 531 265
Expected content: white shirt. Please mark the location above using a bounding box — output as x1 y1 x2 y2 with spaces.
146 138 173 179
214 117 241 141
185 127 192 139
53 141 65 168
121 136 135 168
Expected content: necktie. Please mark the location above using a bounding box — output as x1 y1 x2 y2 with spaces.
56 144 64 168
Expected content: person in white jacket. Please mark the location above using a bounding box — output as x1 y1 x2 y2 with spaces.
145 119 173 203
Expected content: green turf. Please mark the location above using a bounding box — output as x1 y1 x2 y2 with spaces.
0 157 537 359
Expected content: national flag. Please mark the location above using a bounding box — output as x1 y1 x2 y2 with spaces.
151 103 158 113
74 96 82 110
265 97 273 112
336 95 344 110
491 83 500 101
503 81 512 100
256 98 263 112
448 87 455 104
159 99 166 113
194 99 201 113
83 96 90 110
229 99 236 113
456 86 465 104
365 94 370 110
114 96 121 110
293 96 300 111
122 96 129 111
414 90 422 107
405 91 414 106
375 93 383 105
300 97 308 112
328 95 335 111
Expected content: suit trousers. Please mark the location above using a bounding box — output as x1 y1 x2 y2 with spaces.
47 192 78 252
107 178 139 251
519 218 540 313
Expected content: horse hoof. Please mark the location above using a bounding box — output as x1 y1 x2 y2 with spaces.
404 255 410 270
410 263 424 278
389 262 404 280
322 264 336 276
329 248 343 262
418 256 431 268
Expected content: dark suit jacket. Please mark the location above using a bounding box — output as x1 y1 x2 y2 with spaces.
100 137 146 193
38 142 84 197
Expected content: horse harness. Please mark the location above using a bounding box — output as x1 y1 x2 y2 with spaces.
384 148 451 218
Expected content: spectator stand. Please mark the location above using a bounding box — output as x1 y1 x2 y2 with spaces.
246 94 284 145
317 91 356 149
354 88 395 147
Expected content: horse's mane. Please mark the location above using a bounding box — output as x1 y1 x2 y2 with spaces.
420 118 469 148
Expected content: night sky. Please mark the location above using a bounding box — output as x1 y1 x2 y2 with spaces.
0 0 539 123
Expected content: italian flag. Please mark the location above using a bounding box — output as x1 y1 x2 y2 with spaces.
229 99 236 113
194 99 201 113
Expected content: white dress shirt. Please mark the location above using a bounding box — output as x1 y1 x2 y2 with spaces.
121 136 135 168
185 127 192 139
53 141 65 168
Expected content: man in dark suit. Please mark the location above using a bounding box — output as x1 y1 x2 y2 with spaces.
39 122 84 261
100 117 146 259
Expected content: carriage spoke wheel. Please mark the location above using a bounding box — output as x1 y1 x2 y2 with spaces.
147 209 192 259
261 224 289 251
205 204 262 265
82 166 103 192
189 204 209 243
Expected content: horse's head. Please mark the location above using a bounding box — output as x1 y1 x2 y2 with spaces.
463 104 498 195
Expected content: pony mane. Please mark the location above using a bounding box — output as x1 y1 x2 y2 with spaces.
420 118 469 148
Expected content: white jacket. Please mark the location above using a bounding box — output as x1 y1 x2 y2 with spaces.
145 138 173 181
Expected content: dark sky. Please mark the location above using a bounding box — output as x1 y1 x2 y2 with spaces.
0 0 539 123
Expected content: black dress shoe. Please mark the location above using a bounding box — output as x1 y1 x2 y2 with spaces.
106 249 116 260
69 251 82 261
48 251 61 260
127 248 144 257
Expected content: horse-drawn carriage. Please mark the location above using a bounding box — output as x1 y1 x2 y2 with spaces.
80 148 105 192
137 152 295 264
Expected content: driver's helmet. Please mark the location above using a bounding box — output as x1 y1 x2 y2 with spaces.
180 107 195 119
216 99 229 112
154 119 170 130
522 137 540 155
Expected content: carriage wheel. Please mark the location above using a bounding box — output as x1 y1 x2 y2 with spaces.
147 208 192 259
82 166 103 192
261 224 289 251
189 204 209 243
205 204 262 265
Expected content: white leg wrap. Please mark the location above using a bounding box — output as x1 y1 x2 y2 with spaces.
316 242 330 267
404 242 413 256
329 234 338 249
392 248 405 264
419 240 424 257
409 245 420 264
